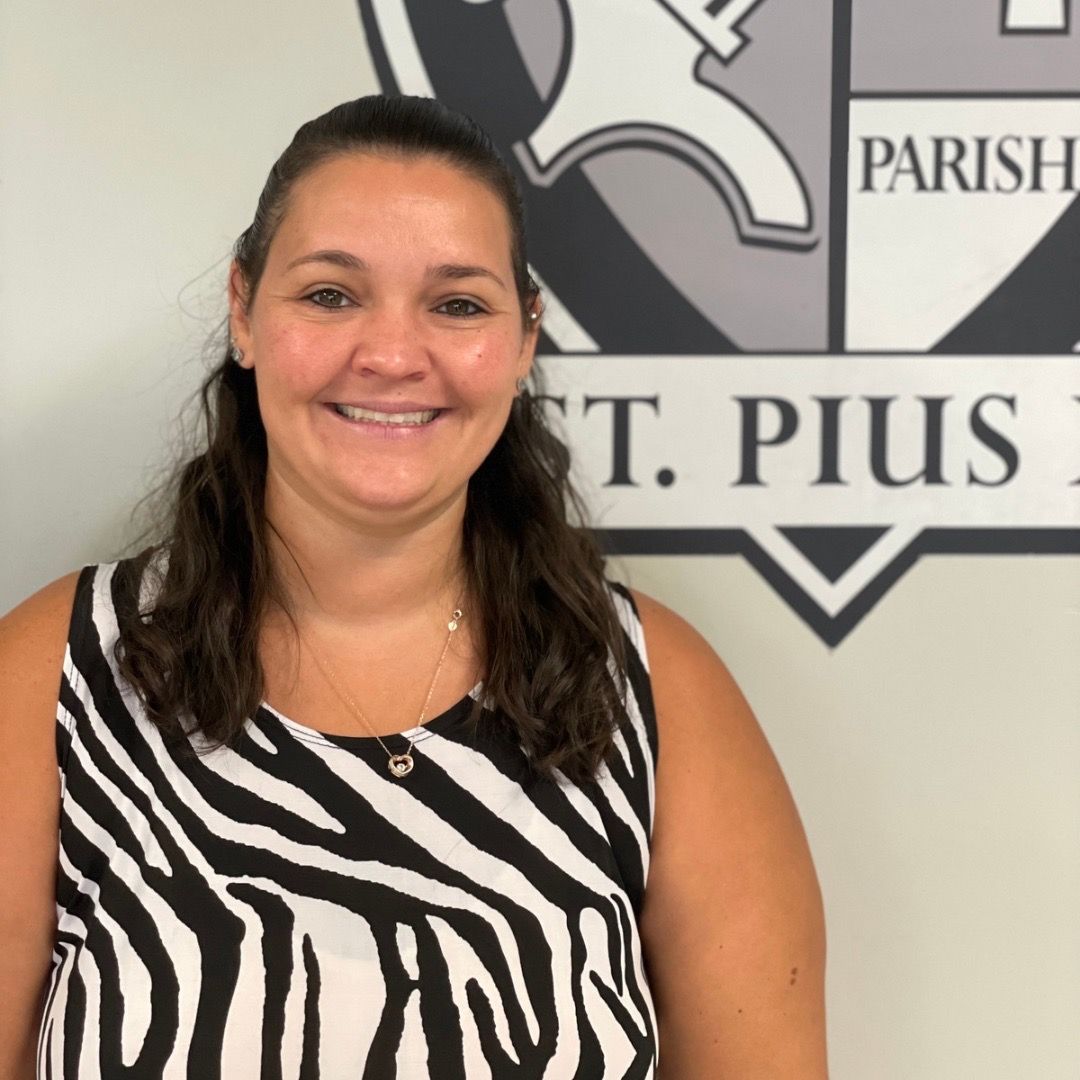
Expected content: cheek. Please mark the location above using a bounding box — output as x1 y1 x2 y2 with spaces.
459 362 514 406
459 332 521 387
258 323 334 398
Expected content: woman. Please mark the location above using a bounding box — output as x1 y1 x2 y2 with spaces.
0 96 827 1077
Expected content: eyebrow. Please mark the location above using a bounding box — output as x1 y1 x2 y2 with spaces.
285 249 507 290
428 263 507 290
286 249 367 272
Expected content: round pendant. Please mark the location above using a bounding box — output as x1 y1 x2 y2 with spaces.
388 754 414 778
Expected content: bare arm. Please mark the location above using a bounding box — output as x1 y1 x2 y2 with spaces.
0 574 78 1080
634 591 828 1079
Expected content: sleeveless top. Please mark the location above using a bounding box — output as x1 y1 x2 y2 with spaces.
40 558 660 1078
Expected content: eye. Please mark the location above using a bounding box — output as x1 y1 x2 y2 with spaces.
436 298 485 318
304 288 352 309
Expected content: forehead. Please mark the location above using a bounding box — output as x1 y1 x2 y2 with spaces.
270 152 513 266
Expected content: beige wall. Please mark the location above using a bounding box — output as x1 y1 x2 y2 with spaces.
2 3 1078 1076
616 553 1080 1078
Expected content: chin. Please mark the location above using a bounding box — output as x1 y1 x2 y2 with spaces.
335 480 449 520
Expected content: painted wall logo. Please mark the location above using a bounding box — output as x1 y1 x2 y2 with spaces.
359 0 1080 644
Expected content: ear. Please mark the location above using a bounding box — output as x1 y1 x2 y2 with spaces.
227 261 256 369
517 300 542 382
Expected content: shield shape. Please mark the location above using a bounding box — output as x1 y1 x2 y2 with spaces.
359 0 1080 644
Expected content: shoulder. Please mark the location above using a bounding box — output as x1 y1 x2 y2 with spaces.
625 587 772 818
626 588 753 757
0 572 83 701
626 587 802 847
0 571 82 816
605 580 715 683
1 572 86 743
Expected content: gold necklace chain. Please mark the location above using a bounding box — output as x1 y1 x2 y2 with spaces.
302 608 463 779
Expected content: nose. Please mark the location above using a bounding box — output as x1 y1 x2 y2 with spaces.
350 303 431 381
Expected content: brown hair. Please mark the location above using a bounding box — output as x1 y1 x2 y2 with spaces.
116 95 628 783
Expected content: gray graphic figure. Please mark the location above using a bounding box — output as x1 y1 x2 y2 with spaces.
1003 0 1069 31
468 0 815 249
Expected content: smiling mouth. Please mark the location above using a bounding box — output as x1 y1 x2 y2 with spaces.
331 404 442 425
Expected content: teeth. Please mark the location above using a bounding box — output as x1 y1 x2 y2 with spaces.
333 404 439 425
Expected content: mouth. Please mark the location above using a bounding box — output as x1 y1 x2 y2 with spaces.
330 403 443 426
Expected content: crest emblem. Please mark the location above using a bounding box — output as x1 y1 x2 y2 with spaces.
360 0 1080 644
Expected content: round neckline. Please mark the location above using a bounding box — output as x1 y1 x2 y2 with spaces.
257 681 484 750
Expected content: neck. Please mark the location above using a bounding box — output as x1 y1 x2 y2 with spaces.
263 468 469 632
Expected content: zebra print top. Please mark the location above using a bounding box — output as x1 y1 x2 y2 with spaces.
41 559 660 1078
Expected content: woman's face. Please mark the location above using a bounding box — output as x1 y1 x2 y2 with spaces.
229 152 537 528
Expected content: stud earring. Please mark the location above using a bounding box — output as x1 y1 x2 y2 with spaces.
229 341 245 364
515 376 528 396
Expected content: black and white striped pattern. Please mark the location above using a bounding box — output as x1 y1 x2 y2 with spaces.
41 560 659 1078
